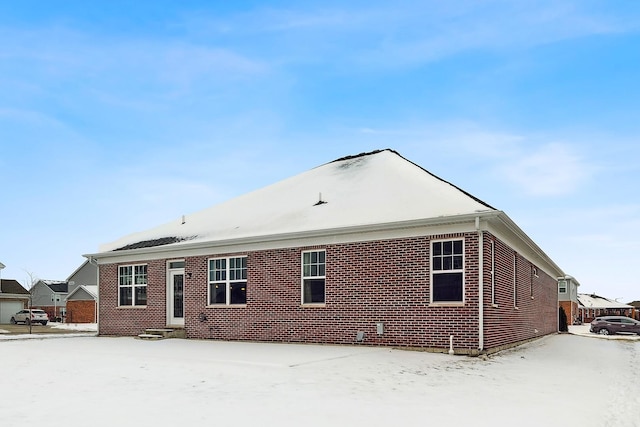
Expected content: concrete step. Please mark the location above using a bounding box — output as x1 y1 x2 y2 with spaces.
137 328 186 340
137 333 165 340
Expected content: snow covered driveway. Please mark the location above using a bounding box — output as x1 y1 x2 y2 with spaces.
1 332 638 427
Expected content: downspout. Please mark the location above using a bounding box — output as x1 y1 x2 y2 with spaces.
88 256 99 330
476 216 484 353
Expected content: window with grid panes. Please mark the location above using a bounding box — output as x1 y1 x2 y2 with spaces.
208 257 247 305
302 250 325 304
431 240 464 302
118 264 147 306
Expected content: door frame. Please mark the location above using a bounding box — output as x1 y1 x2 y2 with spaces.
166 260 185 327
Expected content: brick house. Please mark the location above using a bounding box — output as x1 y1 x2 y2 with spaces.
629 301 640 321
558 275 580 325
577 293 634 323
65 285 97 323
64 260 98 323
86 149 565 354
30 280 68 321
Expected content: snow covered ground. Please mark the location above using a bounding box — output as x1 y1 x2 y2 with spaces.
1 327 638 427
0 322 97 338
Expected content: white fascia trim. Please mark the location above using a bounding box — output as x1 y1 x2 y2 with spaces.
84 211 499 265
486 212 565 279
0 293 30 300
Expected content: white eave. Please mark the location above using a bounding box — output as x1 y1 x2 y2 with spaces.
85 209 564 279
0 293 30 300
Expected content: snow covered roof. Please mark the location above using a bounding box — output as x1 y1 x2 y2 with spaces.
97 149 496 253
40 280 69 293
66 285 97 301
577 293 633 309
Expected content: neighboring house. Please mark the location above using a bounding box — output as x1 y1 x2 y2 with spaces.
29 261 98 323
86 149 567 355
30 280 69 321
66 285 98 323
558 275 580 325
629 301 640 321
0 279 30 324
65 260 98 323
577 293 634 323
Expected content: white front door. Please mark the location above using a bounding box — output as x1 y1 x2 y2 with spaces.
168 269 185 326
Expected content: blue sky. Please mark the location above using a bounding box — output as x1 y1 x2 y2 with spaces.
1 1 639 302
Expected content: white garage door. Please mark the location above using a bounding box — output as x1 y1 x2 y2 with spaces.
0 301 24 324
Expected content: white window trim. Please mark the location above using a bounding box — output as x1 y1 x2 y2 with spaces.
430 238 465 304
118 264 147 307
558 280 567 294
530 265 535 299
301 249 326 306
490 240 497 307
207 256 247 306
513 253 518 309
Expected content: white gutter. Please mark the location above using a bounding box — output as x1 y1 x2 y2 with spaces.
476 216 484 352
87 256 99 331
85 211 501 262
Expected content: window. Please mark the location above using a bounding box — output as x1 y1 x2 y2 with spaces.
302 250 325 304
169 261 185 269
431 239 464 302
490 240 496 305
118 264 147 306
530 265 535 298
558 280 567 294
208 257 247 305
513 254 518 308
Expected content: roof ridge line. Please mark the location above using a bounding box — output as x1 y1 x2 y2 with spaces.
328 148 495 211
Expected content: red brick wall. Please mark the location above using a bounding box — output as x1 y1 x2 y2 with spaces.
33 306 62 321
98 260 167 336
559 300 579 325
483 234 558 349
66 300 96 323
98 231 557 353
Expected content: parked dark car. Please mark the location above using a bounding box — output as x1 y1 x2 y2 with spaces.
590 316 640 336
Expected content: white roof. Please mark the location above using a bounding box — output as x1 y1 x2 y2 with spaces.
99 150 495 253
577 293 633 309
66 285 98 301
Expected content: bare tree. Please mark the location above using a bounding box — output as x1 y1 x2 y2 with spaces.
23 271 39 335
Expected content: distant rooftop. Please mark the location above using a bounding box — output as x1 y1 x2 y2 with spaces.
577 293 633 309
0 279 29 295
40 280 69 293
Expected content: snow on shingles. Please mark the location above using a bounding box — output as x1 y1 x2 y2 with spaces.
101 149 495 252
577 293 633 309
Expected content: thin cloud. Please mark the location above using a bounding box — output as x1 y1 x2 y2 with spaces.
354 2 638 68
0 26 267 98
500 143 593 196
347 122 596 197
179 1 640 69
